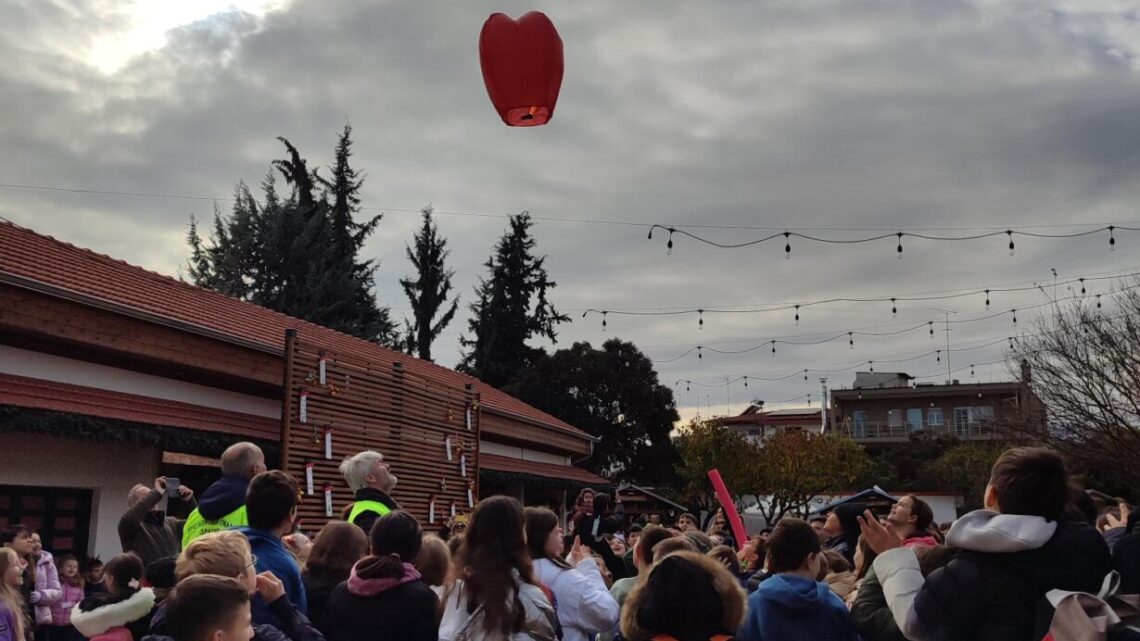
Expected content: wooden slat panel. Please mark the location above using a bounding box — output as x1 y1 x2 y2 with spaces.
282 338 479 534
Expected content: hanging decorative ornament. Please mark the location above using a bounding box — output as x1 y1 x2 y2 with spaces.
323 483 334 517
479 12 564 127
304 461 315 496
460 453 468 478
451 501 458 519
465 404 473 431
299 387 309 424
467 481 475 508
445 435 454 462
429 495 437 524
323 425 333 460
440 477 447 493
318 350 328 385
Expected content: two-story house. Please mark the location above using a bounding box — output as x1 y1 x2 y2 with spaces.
830 368 1043 446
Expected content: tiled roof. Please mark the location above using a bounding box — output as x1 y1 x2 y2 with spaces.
0 221 588 439
0 372 279 440
479 453 608 485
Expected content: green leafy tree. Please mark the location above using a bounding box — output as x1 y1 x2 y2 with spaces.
746 431 874 523
186 127 397 345
459 212 568 387
508 339 681 486
400 206 459 361
920 442 1005 512
674 418 757 510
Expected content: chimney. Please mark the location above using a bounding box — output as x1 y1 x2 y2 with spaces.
1020 359 1032 384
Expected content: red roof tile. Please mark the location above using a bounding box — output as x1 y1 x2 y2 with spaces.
479 453 608 485
0 372 279 440
0 221 588 440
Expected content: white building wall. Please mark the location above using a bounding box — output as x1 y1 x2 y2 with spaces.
0 432 159 561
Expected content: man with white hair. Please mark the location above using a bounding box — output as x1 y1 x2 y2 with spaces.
119 477 195 566
339 450 399 534
182 441 268 547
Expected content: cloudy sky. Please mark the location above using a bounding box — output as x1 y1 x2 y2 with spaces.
4 0 1140 422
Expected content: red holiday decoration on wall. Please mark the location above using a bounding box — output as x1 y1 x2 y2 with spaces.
478 11 564 127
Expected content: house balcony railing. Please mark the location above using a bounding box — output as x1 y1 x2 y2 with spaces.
832 422 996 441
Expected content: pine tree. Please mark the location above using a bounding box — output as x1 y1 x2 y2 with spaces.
459 212 568 387
185 128 397 345
400 206 459 362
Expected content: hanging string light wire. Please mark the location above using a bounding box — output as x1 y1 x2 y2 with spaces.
647 285 1136 364
647 223 1136 253
584 270 1140 329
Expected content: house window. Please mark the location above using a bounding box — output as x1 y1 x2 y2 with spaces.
887 409 903 428
853 411 868 438
906 408 923 432
927 407 944 426
953 406 995 436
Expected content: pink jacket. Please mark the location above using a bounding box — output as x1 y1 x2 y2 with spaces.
33 552 62 626
50 582 85 626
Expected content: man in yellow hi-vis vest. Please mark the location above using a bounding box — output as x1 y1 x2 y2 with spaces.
181 442 267 548
339 450 399 534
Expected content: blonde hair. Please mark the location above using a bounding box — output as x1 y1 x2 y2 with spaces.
176 531 250 581
0 548 27 641
413 534 451 587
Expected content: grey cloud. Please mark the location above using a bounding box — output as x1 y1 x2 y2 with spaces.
2 0 1139 419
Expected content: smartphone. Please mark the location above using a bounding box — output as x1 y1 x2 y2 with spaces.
165 477 181 498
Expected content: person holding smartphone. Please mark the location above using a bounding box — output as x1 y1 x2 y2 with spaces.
119 477 196 566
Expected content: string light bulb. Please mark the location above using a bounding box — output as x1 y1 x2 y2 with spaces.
1079 279 1086 296
891 298 898 316
848 332 854 348
698 309 704 330
1007 230 1015 256
984 289 991 309
697 346 703 360
771 340 776 354
970 364 976 378
1110 225 1116 251
929 321 934 338
803 369 809 382
1012 309 1017 326
869 360 875 373
897 232 904 259
602 311 608 331
936 350 941 363
743 376 749 389
784 231 791 259
1097 294 1102 309
666 228 675 255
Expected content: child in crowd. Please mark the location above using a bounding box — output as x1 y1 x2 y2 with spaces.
70 553 156 641
83 559 106 596
1 547 28 641
49 555 84 641
162 575 252 641
738 519 858 641
862 446 1112 641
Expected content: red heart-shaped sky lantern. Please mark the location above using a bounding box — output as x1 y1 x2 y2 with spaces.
479 12 564 127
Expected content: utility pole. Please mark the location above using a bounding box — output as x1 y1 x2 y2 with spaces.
931 307 956 382
820 377 829 433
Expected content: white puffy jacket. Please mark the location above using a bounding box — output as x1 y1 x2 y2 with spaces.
533 557 619 641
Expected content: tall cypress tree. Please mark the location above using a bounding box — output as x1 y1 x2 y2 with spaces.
186 128 397 345
459 212 568 388
400 206 459 362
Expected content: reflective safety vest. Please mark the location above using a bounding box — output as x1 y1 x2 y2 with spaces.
181 505 248 548
347 500 391 525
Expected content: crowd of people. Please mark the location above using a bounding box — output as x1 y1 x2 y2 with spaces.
2 442 1140 640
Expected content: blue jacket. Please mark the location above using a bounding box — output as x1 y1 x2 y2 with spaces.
738 574 858 641
242 527 308 628
198 475 250 520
